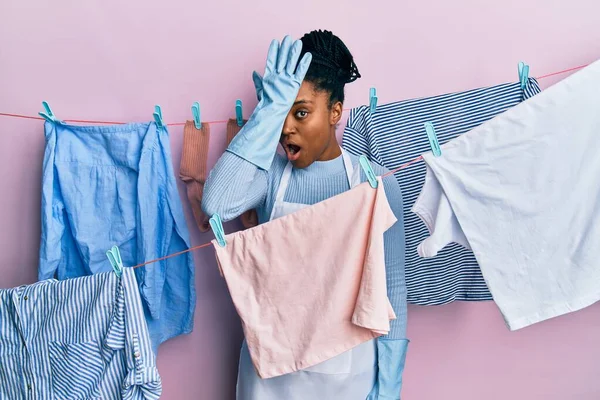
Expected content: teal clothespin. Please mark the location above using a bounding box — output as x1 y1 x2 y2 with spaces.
424 122 442 157
191 102 201 129
153 105 164 129
235 99 244 127
369 88 378 113
209 214 226 247
38 101 60 123
106 245 124 277
518 61 530 89
359 155 378 188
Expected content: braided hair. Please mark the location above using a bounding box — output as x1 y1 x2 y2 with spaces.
300 30 361 107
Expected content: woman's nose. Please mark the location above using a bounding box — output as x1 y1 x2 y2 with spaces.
282 111 296 135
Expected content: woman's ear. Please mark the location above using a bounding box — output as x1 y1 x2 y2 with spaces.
330 101 343 126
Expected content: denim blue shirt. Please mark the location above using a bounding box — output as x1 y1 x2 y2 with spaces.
39 121 196 350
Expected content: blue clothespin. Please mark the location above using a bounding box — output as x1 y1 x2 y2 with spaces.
191 102 201 129
209 214 226 247
106 245 124 277
424 122 442 157
369 88 378 113
153 105 164 129
235 100 244 127
38 101 61 123
359 155 378 188
518 61 530 89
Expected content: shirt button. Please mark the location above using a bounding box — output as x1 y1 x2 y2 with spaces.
133 351 141 359
24 296 28 300
27 384 32 390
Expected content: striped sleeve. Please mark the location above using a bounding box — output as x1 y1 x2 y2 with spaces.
524 77 542 99
202 151 269 221
343 105 375 159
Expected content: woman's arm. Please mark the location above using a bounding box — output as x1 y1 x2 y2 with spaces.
201 151 269 221
368 165 410 400
202 36 311 221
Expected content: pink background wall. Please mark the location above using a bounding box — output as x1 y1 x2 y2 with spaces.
1 1 599 399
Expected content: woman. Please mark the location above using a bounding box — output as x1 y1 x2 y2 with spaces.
203 30 409 400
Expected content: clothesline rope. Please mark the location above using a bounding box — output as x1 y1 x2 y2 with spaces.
128 155 423 269
1 62 590 269
0 63 588 126
130 242 213 269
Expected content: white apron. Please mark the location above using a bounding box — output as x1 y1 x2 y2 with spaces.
236 150 378 400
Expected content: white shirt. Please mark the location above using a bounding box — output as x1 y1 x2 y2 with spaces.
412 59 600 330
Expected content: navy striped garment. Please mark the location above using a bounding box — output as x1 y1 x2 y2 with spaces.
343 79 541 305
0 268 161 399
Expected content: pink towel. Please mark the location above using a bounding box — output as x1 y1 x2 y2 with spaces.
212 177 397 379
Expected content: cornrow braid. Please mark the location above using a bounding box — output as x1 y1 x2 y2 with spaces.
300 30 361 106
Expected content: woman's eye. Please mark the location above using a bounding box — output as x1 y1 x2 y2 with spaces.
295 110 308 118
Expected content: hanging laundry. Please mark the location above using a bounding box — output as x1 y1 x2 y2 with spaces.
412 59 600 330
343 78 541 305
225 118 259 229
38 121 196 349
0 268 161 399
180 120 212 232
205 149 408 399
212 176 396 379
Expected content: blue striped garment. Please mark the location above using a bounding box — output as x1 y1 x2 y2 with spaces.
343 79 541 305
0 268 161 399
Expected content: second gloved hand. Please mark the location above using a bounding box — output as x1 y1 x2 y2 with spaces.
227 35 312 170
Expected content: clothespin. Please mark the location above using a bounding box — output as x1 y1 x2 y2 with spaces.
153 105 164 129
209 214 226 247
191 102 201 129
38 101 61 123
106 245 124 277
369 88 378 113
518 61 530 89
359 155 378 188
424 122 442 157
235 100 244 127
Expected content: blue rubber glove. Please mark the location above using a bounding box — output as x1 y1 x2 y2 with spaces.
252 70 264 102
227 36 312 170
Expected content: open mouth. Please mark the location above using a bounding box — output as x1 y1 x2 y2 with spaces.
284 143 302 161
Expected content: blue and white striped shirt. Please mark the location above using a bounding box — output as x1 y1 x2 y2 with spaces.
343 79 541 305
0 268 161 399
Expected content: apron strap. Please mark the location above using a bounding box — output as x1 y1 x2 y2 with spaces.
342 150 361 189
269 161 294 221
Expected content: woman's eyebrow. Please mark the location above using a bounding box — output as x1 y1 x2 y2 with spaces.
293 99 313 106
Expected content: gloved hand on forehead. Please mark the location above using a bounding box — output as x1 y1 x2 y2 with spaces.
227 35 312 170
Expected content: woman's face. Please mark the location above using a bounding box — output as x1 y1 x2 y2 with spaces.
280 81 343 169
